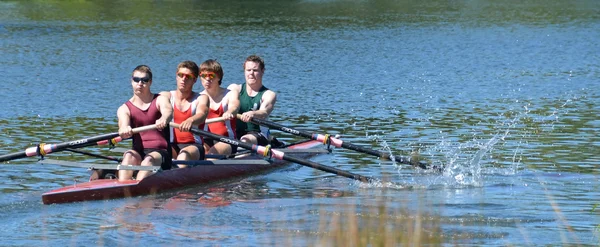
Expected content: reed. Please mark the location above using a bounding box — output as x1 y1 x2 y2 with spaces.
308 197 444 246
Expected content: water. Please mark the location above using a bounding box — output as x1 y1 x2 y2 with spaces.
1 0 599 245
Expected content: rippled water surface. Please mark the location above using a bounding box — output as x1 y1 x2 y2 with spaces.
1 0 599 246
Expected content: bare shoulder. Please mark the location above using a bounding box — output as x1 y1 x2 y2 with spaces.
227 83 242 92
159 90 171 98
156 93 170 102
226 87 240 98
155 93 171 109
117 103 130 116
199 93 210 102
263 89 277 101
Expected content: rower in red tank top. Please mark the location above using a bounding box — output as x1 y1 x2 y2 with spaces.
199 59 240 157
205 91 237 138
170 90 204 144
161 61 209 167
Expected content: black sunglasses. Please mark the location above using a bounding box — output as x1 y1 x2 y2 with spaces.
132 76 150 84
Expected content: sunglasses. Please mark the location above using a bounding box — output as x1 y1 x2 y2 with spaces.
177 72 196 80
132 76 150 84
200 72 216 79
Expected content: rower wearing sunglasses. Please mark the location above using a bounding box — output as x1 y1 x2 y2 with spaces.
160 61 210 167
227 55 284 148
199 59 240 157
116 65 173 181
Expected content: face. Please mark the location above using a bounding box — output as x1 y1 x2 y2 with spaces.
244 61 263 86
200 71 221 90
176 68 197 91
131 71 151 93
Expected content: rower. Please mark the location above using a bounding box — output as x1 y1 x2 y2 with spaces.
227 55 284 148
199 59 240 158
160 60 209 167
115 65 173 181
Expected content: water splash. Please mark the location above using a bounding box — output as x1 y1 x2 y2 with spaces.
417 94 579 188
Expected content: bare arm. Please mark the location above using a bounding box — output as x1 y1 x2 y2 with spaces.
255 90 276 119
179 94 209 132
240 90 276 121
223 88 240 120
155 94 173 130
117 104 132 139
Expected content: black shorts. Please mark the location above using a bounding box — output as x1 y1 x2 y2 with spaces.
96 148 171 179
172 143 205 160
141 148 172 170
204 138 238 154
245 131 269 146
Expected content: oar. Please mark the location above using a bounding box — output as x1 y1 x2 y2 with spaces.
170 122 377 183
237 114 429 169
60 118 229 162
64 148 122 162
0 124 157 162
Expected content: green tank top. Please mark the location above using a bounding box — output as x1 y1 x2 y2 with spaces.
236 83 268 137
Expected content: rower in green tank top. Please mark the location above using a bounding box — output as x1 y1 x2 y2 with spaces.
228 55 282 147
236 82 269 137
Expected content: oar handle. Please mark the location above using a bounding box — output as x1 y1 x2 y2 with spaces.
205 116 227 124
170 122 377 183
132 124 158 133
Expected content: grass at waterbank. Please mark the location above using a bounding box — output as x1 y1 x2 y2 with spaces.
311 203 444 246
277 192 590 246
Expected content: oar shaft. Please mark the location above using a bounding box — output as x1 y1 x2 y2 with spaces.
278 152 374 182
65 148 122 162
239 115 427 169
0 124 156 162
170 122 376 183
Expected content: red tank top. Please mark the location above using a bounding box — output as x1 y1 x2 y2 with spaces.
204 91 237 139
125 94 169 153
170 91 202 144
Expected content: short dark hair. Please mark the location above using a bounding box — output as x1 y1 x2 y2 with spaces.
133 65 152 80
177 60 200 78
243 55 265 71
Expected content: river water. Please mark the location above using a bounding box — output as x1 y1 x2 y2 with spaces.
1 0 599 246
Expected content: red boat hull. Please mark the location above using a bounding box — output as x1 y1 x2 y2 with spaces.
42 140 325 204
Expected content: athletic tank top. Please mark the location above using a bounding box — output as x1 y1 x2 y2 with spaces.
203 89 237 139
125 94 169 153
236 83 268 137
169 91 203 144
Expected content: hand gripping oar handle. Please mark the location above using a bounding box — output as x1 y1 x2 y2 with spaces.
170 122 377 183
236 114 429 169
0 124 157 162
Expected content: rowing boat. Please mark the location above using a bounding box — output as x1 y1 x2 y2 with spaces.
41 140 327 204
